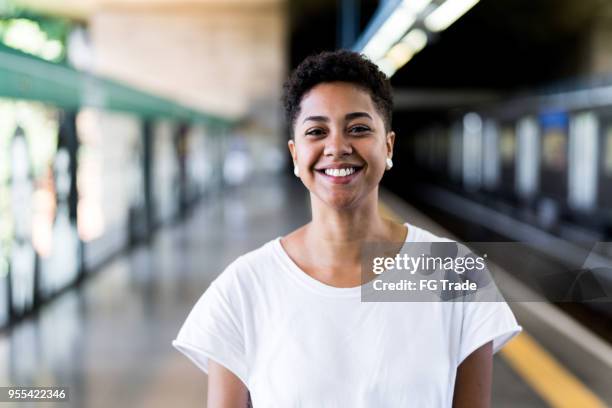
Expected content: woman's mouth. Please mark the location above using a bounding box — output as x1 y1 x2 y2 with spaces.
315 166 364 184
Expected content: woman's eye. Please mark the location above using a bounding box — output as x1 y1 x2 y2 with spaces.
349 125 370 134
306 128 325 136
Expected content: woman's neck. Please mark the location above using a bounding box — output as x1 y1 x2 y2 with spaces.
304 189 397 269
309 199 387 242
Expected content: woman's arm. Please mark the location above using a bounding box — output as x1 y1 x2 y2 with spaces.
207 360 249 408
452 341 493 408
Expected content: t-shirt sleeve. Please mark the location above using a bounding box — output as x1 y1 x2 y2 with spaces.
172 260 248 385
458 300 522 365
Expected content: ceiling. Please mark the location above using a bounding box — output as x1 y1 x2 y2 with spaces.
10 0 612 138
391 0 610 90
288 0 610 90
13 0 283 20
14 0 612 92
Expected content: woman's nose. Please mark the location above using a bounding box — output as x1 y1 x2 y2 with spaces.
323 131 352 157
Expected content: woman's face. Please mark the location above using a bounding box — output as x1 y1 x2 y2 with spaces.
288 81 395 210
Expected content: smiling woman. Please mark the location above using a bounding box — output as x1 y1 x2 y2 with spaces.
172 50 521 408
288 82 391 210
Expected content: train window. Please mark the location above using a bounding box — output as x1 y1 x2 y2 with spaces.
434 129 448 170
500 126 515 165
427 130 436 169
604 125 612 177
540 111 568 172
482 119 500 189
449 122 463 181
542 132 566 170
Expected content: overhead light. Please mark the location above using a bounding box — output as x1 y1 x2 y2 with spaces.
400 28 427 54
376 57 399 78
377 28 428 76
424 0 480 32
356 0 478 77
405 0 434 15
362 13 415 62
386 43 414 67
361 0 432 62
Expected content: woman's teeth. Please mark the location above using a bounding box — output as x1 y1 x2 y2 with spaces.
324 167 356 177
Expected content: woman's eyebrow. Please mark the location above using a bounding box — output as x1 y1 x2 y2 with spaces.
302 112 372 124
302 115 328 124
345 112 372 121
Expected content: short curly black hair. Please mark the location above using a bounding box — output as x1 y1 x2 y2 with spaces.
282 50 393 137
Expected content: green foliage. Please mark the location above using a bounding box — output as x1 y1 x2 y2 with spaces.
0 6 72 62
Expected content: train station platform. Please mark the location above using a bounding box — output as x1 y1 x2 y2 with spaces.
0 176 609 407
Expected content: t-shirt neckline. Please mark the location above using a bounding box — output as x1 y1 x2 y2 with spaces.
272 222 417 298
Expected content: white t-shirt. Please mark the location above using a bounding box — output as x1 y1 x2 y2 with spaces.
173 222 522 407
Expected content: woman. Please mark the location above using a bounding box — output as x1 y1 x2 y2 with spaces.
173 50 521 407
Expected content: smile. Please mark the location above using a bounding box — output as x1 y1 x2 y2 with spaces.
324 167 357 177
315 165 364 184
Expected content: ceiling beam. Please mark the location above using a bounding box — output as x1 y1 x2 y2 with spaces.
394 88 502 110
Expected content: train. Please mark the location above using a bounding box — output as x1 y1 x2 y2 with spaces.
393 78 612 308
404 79 612 241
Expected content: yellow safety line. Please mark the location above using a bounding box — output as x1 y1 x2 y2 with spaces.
501 333 607 408
380 202 608 408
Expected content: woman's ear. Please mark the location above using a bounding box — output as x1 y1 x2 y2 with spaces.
287 139 296 161
386 131 396 158
288 139 298 164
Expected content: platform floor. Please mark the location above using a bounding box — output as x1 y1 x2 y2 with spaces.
0 178 551 407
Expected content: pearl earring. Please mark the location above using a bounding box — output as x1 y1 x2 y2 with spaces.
386 157 393 170
294 165 300 177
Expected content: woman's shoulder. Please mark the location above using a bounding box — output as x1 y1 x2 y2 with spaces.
241 238 284 273
405 221 454 243
211 237 282 290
